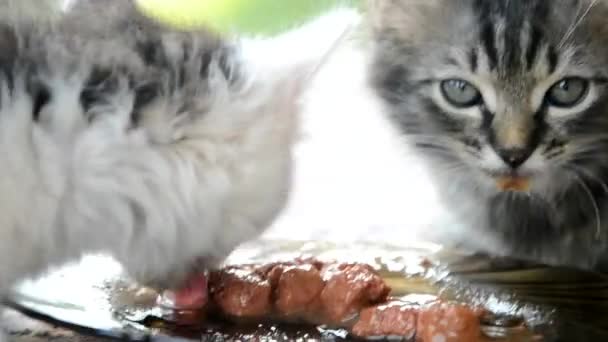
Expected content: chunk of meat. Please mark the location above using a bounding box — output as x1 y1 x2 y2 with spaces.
209 266 272 317
417 301 482 342
274 264 325 316
258 259 324 286
261 263 289 287
157 259 495 342
351 300 417 339
320 263 391 323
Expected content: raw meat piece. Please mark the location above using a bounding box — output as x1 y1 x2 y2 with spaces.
417 301 483 342
351 300 418 339
163 259 488 342
274 264 325 316
209 266 272 317
319 263 391 323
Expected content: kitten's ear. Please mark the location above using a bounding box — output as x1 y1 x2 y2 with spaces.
368 0 401 29
367 0 451 40
368 0 422 31
237 8 361 102
0 0 63 23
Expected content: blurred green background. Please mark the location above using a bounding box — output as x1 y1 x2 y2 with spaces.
137 0 362 35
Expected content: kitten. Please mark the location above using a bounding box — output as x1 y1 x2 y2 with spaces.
0 0 358 336
368 0 608 271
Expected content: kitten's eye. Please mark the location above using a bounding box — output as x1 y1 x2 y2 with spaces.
546 77 589 107
440 79 482 108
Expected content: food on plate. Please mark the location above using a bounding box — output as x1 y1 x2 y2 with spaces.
159 258 491 341
351 299 484 341
416 301 484 342
209 266 273 317
319 262 391 323
273 263 325 316
209 259 391 324
351 299 418 339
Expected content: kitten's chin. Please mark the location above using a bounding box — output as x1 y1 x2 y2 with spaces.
487 191 560 252
133 255 223 291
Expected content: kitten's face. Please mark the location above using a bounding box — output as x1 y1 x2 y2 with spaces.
370 0 608 265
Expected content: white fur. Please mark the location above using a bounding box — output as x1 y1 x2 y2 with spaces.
0 6 360 339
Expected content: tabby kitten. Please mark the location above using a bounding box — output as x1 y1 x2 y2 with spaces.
0 1 357 335
369 0 608 271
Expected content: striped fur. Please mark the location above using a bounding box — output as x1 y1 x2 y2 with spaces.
369 0 608 270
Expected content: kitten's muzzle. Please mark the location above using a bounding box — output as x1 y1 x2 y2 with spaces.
487 113 543 170
495 147 533 169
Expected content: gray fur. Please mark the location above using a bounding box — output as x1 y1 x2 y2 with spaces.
0 0 250 289
0 5 359 341
369 0 608 271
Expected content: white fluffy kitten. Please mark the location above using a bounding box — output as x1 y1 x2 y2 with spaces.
0 1 359 337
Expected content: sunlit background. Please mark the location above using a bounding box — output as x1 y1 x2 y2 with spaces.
264 42 445 245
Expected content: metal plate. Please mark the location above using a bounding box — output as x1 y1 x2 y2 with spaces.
7 240 608 341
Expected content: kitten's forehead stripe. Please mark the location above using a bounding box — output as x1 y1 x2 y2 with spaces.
502 5 526 71
445 57 462 68
479 20 498 70
471 0 556 76
525 27 542 70
547 46 559 75
469 48 478 73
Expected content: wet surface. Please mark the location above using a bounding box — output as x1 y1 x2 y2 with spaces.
8 240 577 341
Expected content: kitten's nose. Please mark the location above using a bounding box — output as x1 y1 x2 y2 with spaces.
496 147 531 169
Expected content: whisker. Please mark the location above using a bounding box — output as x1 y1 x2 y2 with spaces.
568 134 608 143
559 0 598 48
564 154 608 167
567 168 602 239
407 133 459 140
565 146 608 157
430 162 472 178
414 142 449 150
464 149 481 158
567 164 608 194
558 2 583 48
543 150 565 160
414 144 459 159
410 136 468 147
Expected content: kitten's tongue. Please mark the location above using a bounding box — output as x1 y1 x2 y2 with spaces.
496 176 530 192
158 273 208 310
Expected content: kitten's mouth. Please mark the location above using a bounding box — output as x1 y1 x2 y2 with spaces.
157 257 221 310
158 272 209 310
494 174 531 192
